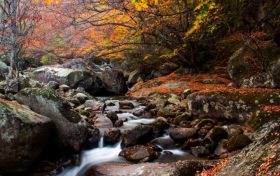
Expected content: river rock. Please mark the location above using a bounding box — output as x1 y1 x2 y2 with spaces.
182 138 204 150
225 134 252 152
119 145 161 162
174 112 193 124
0 99 52 173
190 146 210 157
104 128 121 145
169 127 197 142
114 119 124 127
106 111 119 124
94 115 113 129
205 126 228 144
84 128 101 149
15 87 87 152
119 101 135 109
157 104 178 117
83 160 215 176
150 136 176 149
122 125 153 147
73 93 88 102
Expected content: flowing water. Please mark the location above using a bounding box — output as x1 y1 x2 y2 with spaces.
57 106 190 176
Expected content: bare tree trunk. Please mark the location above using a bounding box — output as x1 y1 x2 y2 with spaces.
8 0 18 79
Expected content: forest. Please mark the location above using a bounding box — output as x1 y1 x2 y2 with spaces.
0 0 279 176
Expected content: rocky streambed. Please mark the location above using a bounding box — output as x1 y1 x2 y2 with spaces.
0 58 279 176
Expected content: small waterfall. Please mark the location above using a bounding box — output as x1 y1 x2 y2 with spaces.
57 110 191 176
98 137 104 148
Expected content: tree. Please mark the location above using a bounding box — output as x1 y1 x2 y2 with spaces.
0 0 41 78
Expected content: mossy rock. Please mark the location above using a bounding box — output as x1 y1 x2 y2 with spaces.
15 88 88 153
187 90 280 122
0 99 52 173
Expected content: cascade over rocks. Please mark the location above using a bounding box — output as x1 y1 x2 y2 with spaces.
14 87 88 153
0 99 53 174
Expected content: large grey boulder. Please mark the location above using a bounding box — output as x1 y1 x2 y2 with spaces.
32 66 127 95
0 99 52 173
31 67 100 90
15 87 88 152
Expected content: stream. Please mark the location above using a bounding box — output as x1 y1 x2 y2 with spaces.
57 106 191 176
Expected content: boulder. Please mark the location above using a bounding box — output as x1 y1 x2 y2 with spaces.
122 125 153 147
187 91 280 122
169 128 197 143
0 99 52 173
227 47 250 82
15 88 87 152
104 128 121 145
32 67 96 90
119 145 161 162
98 68 127 95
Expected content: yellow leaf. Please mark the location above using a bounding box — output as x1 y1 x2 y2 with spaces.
45 0 52 4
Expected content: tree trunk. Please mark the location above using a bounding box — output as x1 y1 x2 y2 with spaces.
8 0 18 79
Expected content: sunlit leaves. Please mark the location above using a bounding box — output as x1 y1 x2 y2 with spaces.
34 0 60 5
131 0 159 11
185 0 223 37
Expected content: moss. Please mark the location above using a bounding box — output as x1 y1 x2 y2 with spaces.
20 88 59 102
0 101 13 111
